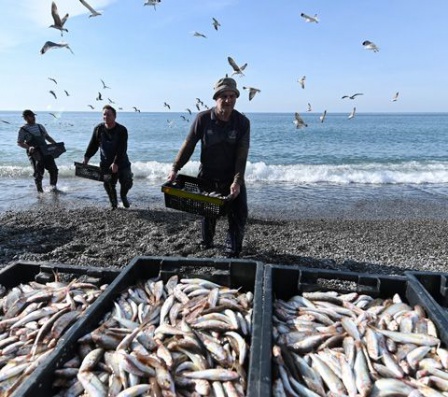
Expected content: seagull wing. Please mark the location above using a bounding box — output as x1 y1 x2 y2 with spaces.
49 90 57 99
227 57 240 72
352 93 363 98
79 0 101 16
320 110 327 123
51 2 63 26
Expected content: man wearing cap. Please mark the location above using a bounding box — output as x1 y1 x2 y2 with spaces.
168 77 250 257
17 110 59 193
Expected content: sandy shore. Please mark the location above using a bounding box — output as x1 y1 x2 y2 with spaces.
1 205 447 275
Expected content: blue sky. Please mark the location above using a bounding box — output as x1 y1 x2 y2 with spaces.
1 0 447 114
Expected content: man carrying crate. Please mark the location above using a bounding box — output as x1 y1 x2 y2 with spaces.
83 105 133 209
168 77 250 258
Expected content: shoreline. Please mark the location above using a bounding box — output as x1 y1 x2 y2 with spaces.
1 205 447 275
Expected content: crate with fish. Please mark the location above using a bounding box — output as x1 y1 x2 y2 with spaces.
259 265 448 397
0 261 121 397
22 255 264 397
74 161 104 181
161 174 232 218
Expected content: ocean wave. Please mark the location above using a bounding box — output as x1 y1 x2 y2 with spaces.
2 160 448 185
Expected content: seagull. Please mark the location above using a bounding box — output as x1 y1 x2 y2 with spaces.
243 86 261 101
50 2 69 36
101 79 110 89
228 56 247 77
307 103 312 112
48 77 57 84
300 13 319 23
341 93 363 100
164 102 171 110
319 110 327 123
79 0 102 17
185 108 192 115
293 112 308 129
49 90 57 99
1 120 11 124
87 104 95 109
212 17 221 30
195 103 201 111
392 92 399 102
96 92 103 101
144 0 160 10
298 76 306 89
108 98 115 104
40 41 74 55
133 106 141 112
180 115 189 122
362 40 379 52
348 107 356 119
49 112 58 119
64 90 70 96
193 31 207 38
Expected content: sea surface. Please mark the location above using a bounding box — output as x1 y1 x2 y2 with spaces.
1 111 448 220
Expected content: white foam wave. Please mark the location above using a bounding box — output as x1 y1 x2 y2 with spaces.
2 160 448 185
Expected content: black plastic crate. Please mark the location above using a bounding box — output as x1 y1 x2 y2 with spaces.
162 174 231 218
74 161 104 181
0 261 121 397
21 256 264 397
258 265 448 397
40 142 66 158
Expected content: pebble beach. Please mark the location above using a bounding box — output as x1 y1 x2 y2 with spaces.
1 202 447 275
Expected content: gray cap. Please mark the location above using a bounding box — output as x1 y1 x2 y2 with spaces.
213 77 240 100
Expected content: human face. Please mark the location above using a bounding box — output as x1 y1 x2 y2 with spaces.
215 90 237 116
24 114 36 124
102 108 116 127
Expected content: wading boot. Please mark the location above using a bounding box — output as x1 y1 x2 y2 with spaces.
105 183 118 210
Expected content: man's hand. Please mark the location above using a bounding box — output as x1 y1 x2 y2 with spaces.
168 170 177 183
230 182 240 198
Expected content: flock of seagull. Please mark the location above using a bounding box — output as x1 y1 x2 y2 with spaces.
35 2 400 131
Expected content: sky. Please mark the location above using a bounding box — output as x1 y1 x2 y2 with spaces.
1 0 448 114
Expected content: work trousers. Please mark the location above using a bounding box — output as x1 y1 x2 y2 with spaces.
102 167 133 207
28 151 58 187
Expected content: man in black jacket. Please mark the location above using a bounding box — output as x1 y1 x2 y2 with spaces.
168 77 250 257
83 105 133 209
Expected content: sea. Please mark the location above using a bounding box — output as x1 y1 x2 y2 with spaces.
1 111 448 220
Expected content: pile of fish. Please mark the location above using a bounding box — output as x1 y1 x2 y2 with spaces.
272 290 448 397
0 274 109 396
52 275 253 396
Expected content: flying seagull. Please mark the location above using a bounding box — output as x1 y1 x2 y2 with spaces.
348 107 356 119
185 108 192 115
392 92 399 102
228 56 247 77
362 40 379 52
49 90 57 99
40 41 74 55
1 120 11 124
144 0 160 10
294 112 308 129
298 76 306 89
48 77 57 84
212 17 221 31
319 110 327 123
108 98 115 104
342 93 363 100
164 102 171 110
50 2 69 36
87 104 94 109
101 79 110 89
49 112 58 119
243 86 261 101
307 103 312 112
300 13 319 23
64 90 70 96
79 0 102 17
193 31 207 38
96 92 103 101
133 106 141 113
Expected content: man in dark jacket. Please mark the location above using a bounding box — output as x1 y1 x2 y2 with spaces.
17 109 59 193
168 77 250 257
83 105 133 209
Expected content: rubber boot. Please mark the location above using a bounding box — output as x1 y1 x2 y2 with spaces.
35 180 43 193
104 183 118 209
120 187 130 208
